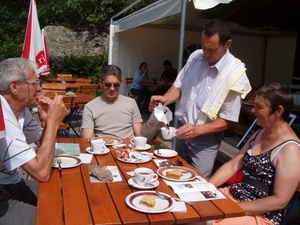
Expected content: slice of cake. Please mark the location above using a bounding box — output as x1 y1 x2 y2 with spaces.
139 194 155 208
166 169 183 180
103 137 114 144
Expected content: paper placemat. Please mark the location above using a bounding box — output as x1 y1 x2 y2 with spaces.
170 201 187 212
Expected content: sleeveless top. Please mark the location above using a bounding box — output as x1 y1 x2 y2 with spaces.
230 129 300 225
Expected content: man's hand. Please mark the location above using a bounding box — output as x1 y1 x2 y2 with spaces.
37 95 52 121
148 95 166 112
44 94 68 124
175 123 198 139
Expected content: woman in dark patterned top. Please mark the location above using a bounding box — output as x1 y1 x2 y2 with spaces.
209 83 300 225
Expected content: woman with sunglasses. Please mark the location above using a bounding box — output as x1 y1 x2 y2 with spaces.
81 65 143 140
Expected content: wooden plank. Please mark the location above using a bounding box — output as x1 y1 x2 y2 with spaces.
74 138 122 225
212 198 245 218
62 167 92 225
57 138 92 225
111 142 200 225
109 142 174 225
81 164 122 225
36 170 63 225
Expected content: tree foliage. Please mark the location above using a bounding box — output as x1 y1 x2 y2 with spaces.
0 0 156 75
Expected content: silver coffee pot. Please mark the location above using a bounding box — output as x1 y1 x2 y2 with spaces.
140 102 172 141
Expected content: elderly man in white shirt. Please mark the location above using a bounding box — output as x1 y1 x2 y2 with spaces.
0 58 68 225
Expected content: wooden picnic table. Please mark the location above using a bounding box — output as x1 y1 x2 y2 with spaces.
42 77 77 83
36 138 245 225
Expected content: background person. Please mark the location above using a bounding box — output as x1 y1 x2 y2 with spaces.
160 60 177 83
153 60 178 113
149 19 251 177
208 83 300 225
0 58 68 225
81 65 142 140
130 62 152 110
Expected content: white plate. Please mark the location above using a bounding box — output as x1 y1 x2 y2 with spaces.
157 166 197 182
134 144 151 151
92 136 122 146
116 155 152 164
53 156 81 169
86 147 110 155
128 178 159 189
154 149 177 158
125 191 175 213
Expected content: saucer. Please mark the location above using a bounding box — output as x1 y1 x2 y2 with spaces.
128 177 159 189
134 144 151 151
86 147 110 155
154 149 178 158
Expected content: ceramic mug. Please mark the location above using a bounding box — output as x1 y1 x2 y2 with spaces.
161 127 176 140
91 139 106 152
130 136 147 148
134 167 158 186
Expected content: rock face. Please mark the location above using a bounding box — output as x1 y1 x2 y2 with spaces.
44 25 109 59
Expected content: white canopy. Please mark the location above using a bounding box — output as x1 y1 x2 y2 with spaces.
109 0 297 96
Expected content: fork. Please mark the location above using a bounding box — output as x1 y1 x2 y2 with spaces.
155 190 196 206
57 158 62 171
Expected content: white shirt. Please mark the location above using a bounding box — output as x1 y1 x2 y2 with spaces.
0 95 42 184
173 49 245 125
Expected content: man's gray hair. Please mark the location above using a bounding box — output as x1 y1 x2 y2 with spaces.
100 65 122 82
0 58 38 94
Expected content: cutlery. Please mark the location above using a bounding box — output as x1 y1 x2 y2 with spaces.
156 146 161 155
129 143 135 148
57 158 62 171
155 190 196 206
89 141 94 152
143 182 156 187
139 152 157 159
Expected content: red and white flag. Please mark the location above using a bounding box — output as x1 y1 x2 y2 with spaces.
21 0 50 76
0 99 5 139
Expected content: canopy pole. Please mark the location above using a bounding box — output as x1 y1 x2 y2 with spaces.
173 0 187 148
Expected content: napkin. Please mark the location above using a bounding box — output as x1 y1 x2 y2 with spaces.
79 153 93 164
126 171 135 176
113 144 127 148
170 201 187 212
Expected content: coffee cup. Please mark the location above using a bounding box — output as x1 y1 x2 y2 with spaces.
134 167 158 186
130 136 147 148
91 139 106 152
161 127 176 140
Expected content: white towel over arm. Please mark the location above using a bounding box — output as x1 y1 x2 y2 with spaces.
200 58 251 121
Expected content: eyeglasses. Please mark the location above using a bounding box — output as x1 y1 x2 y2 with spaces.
103 82 121 88
25 79 40 88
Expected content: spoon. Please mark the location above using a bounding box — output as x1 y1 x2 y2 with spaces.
57 158 62 171
144 182 156 187
89 141 94 152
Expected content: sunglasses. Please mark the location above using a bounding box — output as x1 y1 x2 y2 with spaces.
103 82 121 88
159 159 183 167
